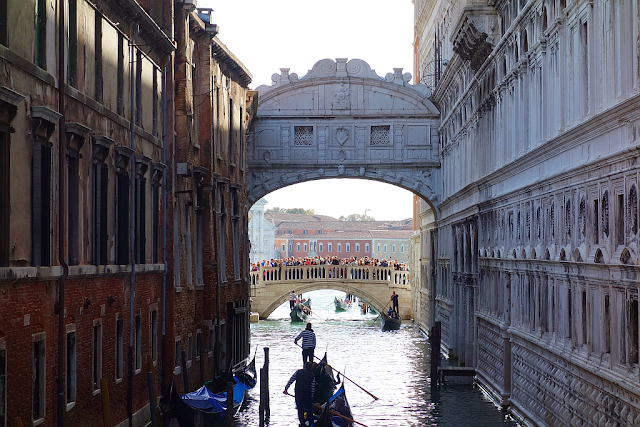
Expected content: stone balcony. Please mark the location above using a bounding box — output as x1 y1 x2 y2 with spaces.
451 5 501 71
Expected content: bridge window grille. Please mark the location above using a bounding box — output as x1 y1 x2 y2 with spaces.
370 126 390 145
294 126 314 145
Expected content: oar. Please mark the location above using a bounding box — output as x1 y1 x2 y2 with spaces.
373 298 393 323
325 408 370 427
295 343 378 400
308 307 324 321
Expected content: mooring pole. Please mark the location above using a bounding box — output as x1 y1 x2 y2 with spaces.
430 321 442 385
226 381 234 427
264 347 270 419
181 350 189 394
259 367 265 427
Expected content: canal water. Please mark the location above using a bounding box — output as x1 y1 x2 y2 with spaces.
235 289 518 427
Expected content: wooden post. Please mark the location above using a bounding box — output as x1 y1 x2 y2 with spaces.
430 321 442 386
227 381 234 427
100 378 112 427
13 418 23 427
259 367 265 427
147 355 161 424
146 354 157 427
181 349 189 394
264 347 270 419
226 302 235 370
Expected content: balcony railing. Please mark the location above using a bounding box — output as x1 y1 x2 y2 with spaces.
249 265 409 287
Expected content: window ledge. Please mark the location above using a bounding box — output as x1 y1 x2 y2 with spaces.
92 389 101 396
208 351 214 358
66 401 76 412
135 368 142 375
33 418 45 426
0 264 166 283
115 377 123 385
195 283 205 291
220 280 228 287
175 286 183 293
196 356 201 362
174 366 182 375
187 360 192 369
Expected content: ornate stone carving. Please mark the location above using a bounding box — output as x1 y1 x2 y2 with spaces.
359 167 365 176
263 150 272 161
337 150 347 161
332 83 350 109
337 165 345 175
335 126 349 145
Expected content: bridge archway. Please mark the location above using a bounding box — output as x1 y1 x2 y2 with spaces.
247 58 441 212
259 282 390 319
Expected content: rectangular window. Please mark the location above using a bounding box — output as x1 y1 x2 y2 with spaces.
135 315 141 371
136 174 146 263
377 244 380 253
282 244 285 251
228 99 235 163
0 0 7 46
318 230 322 234
150 310 157 362
392 243 396 253
196 189 203 285
328 243 332 252
217 184 226 282
67 152 79 265
152 69 158 137
93 163 108 265
116 173 129 265
152 183 159 263
0 348 5 426
288 230 292 234
346 243 350 252
296 243 300 252
67 0 78 87
365 243 370 253
356 243 360 252
32 140 52 267
303 243 308 252
401 244 405 253
594 200 599 243
93 323 102 391
338 243 342 252
33 338 45 420
303 230 308 235
288 244 292 252
116 317 123 379
239 107 244 167
294 126 314 145
370 125 390 145
117 34 124 114
196 331 202 361
175 340 181 369
94 12 103 102
215 87 221 158
66 331 76 404
231 189 240 280
187 334 193 366
604 295 611 353
35 0 47 69
209 328 215 354
135 50 142 127
617 194 625 245
319 243 323 252
0 130 9 266
630 300 639 364
384 244 388 253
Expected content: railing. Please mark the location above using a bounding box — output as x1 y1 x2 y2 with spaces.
249 265 409 286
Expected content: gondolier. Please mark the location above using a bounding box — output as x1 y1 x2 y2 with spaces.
391 291 399 313
284 361 316 427
294 323 316 364
290 290 297 309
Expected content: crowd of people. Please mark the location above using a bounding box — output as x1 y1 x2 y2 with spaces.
251 255 409 272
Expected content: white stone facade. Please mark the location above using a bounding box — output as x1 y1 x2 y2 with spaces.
412 0 640 426
248 198 276 264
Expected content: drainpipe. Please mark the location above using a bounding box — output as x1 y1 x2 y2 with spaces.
127 25 139 427
56 0 68 425
160 54 169 391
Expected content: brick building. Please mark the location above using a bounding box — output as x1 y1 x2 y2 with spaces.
0 1 252 426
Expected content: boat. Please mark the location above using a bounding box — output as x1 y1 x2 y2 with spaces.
381 311 402 331
291 301 311 322
334 296 349 312
313 353 339 405
161 355 257 426
312 384 354 427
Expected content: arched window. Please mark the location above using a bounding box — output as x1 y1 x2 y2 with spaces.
550 200 555 238
579 196 586 239
629 185 638 235
542 6 548 32
602 191 610 237
522 30 529 54
565 198 572 239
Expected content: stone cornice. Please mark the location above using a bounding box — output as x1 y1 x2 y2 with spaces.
211 37 252 87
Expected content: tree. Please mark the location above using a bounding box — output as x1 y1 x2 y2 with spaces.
265 207 316 215
338 213 376 221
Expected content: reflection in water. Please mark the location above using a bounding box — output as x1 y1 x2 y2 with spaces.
234 290 517 427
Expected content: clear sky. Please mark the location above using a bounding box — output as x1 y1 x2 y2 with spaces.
199 0 416 221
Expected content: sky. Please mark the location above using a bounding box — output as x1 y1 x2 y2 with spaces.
199 0 416 221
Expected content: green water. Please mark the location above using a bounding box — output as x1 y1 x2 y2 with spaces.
234 289 518 427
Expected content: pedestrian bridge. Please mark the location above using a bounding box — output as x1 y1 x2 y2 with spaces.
249 264 411 319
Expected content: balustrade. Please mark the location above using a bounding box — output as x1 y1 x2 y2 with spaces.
250 264 409 286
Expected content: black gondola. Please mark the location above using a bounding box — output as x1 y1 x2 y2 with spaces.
381 312 402 331
312 384 354 427
313 353 339 404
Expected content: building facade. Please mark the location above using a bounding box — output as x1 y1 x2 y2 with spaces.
412 0 640 425
248 198 276 263
0 1 252 426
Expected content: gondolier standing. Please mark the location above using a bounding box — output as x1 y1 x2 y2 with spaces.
290 290 297 309
295 323 316 364
284 361 316 427
391 291 399 314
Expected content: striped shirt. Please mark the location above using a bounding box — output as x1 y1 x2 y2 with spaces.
285 370 316 396
294 329 316 349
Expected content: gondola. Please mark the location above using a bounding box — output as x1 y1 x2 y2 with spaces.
291 302 311 322
334 296 349 312
312 384 354 427
161 355 257 426
381 311 402 331
313 353 339 405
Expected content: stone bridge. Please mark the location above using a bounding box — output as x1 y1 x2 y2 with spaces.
250 264 411 319
247 58 441 210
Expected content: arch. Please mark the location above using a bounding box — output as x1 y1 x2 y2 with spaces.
248 58 441 212
620 248 633 265
258 282 390 319
559 248 566 261
594 248 605 264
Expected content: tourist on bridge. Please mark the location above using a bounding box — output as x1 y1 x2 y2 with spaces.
391 291 399 313
284 361 316 427
290 290 297 309
294 323 316 365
